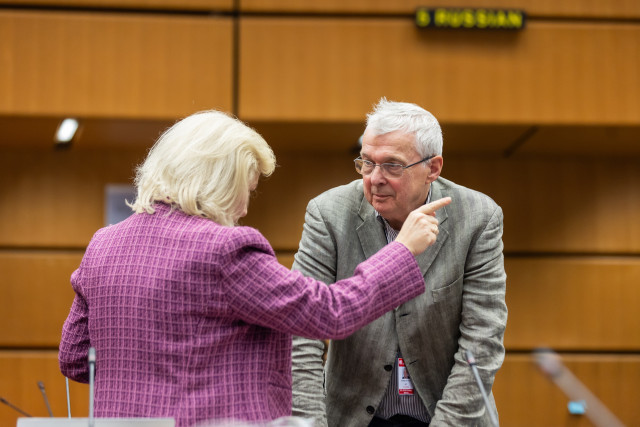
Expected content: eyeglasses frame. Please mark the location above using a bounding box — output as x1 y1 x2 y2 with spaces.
354 154 437 177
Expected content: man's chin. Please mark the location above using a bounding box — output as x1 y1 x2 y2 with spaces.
371 199 393 215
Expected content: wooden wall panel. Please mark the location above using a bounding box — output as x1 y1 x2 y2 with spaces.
0 11 233 118
0 148 147 248
0 351 88 425
275 252 295 270
0 252 80 347
504 257 640 351
239 18 640 125
494 353 640 426
6 0 637 18
242 150 357 249
443 154 640 254
240 0 640 19
0 0 232 9
519 125 640 156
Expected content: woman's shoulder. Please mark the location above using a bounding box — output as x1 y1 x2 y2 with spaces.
180 217 273 254
160 212 272 254
221 224 273 253
87 207 274 259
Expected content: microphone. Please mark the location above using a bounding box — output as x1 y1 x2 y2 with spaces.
465 350 499 427
0 396 32 417
37 381 53 417
533 348 625 427
88 347 96 427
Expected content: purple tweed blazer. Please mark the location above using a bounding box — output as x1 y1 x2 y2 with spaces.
59 203 424 426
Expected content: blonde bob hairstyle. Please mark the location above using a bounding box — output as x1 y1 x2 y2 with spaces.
129 110 276 226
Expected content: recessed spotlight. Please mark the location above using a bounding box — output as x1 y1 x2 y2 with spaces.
55 118 79 144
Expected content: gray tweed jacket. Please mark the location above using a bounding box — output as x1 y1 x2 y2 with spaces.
291 177 508 426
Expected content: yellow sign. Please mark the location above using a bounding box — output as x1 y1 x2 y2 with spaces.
416 8 526 30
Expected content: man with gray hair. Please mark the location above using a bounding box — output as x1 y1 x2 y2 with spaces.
291 98 508 426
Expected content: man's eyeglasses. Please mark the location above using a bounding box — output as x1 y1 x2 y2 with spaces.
354 155 436 178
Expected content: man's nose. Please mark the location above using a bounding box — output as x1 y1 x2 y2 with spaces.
370 165 387 184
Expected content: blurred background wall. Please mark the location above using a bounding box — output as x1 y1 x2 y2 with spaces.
0 1 639 425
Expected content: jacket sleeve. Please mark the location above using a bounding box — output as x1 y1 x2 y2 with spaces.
290 199 340 426
220 219 424 341
59 268 91 383
431 205 508 426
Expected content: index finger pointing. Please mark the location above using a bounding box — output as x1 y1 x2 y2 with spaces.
417 197 452 215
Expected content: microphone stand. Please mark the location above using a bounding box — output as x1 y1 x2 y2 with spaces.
0 396 32 417
66 377 72 418
88 347 96 427
534 348 625 427
465 350 499 427
37 381 53 417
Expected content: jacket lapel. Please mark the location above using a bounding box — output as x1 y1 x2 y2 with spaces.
415 180 450 278
356 196 388 259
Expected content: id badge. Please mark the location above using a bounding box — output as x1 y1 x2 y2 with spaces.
397 357 414 395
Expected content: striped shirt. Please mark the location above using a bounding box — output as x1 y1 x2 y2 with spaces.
374 192 431 423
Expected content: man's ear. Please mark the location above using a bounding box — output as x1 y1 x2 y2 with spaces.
427 156 443 183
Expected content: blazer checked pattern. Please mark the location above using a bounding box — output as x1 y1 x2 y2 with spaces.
292 177 508 426
59 202 426 427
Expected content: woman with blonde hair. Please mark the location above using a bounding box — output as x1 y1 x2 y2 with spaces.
59 110 449 427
